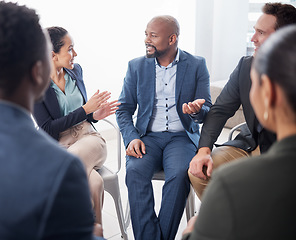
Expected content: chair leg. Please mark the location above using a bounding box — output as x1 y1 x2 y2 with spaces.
124 201 131 229
105 176 128 240
185 185 196 222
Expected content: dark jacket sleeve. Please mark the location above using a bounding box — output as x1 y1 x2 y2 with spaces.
198 57 245 150
34 96 88 140
198 56 276 152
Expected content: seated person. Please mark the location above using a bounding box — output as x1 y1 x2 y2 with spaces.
0 2 104 239
116 15 211 240
34 26 119 225
189 2 296 199
182 24 296 240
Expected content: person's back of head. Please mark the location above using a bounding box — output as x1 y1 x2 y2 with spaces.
0 1 50 101
0 3 104 239
262 2 296 29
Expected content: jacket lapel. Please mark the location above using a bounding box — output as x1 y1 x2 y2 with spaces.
145 58 156 109
65 67 87 103
75 79 87 103
175 50 188 100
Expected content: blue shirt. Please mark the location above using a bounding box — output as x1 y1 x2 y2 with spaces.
147 49 184 132
51 73 83 117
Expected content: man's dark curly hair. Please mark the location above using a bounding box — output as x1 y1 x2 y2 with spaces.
0 1 47 96
263 3 296 30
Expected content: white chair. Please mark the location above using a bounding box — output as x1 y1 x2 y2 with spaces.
228 122 247 141
96 119 129 240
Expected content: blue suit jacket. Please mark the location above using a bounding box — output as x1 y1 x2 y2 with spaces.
33 63 96 140
0 101 104 240
116 50 211 148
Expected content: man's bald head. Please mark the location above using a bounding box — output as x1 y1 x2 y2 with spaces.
149 15 180 38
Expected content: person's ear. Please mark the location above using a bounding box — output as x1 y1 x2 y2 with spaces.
30 60 44 86
169 34 177 45
51 51 58 61
261 74 276 108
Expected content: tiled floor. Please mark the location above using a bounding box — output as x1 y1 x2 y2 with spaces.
98 119 232 240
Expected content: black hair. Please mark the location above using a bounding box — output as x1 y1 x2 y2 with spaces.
46 26 68 53
253 24 296 113
263 3 296 29
0 1 47 95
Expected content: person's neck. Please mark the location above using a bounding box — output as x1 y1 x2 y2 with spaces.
273 102 296 141
157 49 178 67
0 78 34 113
276 124 296 141
51 66 65 83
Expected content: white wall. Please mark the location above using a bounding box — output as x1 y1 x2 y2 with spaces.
10 0 196 105
195 0 249 82
10 0 252 124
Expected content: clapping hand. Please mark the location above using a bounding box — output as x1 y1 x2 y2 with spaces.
82 90 111 115
93 100 121 120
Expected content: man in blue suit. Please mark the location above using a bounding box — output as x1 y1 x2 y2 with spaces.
116 15 211 240
0 2 104 239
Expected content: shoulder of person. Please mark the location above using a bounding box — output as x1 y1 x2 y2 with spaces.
129 56 151 64
179 49 206 63
213 153 262 184
127 56 154 71
36 129 78 162
65 63 83 81
72 63 83 76
239 55 253 66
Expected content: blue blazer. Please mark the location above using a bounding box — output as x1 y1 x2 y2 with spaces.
116 50 211 148
0 102 104 239
34 63 96 140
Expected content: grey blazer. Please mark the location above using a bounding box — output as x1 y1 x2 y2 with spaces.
184 135 296 239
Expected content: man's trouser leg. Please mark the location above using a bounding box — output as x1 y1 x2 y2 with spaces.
189 146 251 200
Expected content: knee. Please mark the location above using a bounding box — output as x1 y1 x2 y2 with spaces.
126 165 145 180
174 167 190 182
211 146 249 169
125 156 146 178
94 140 107 162
126 165 152 188
89 172 104 193
188 170 207 199
165 168 190 190
188 170 202 186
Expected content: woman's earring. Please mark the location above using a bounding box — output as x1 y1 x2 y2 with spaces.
263 111 268 121
264 99 269 121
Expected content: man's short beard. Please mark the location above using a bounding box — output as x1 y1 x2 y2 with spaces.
146 45 166 58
